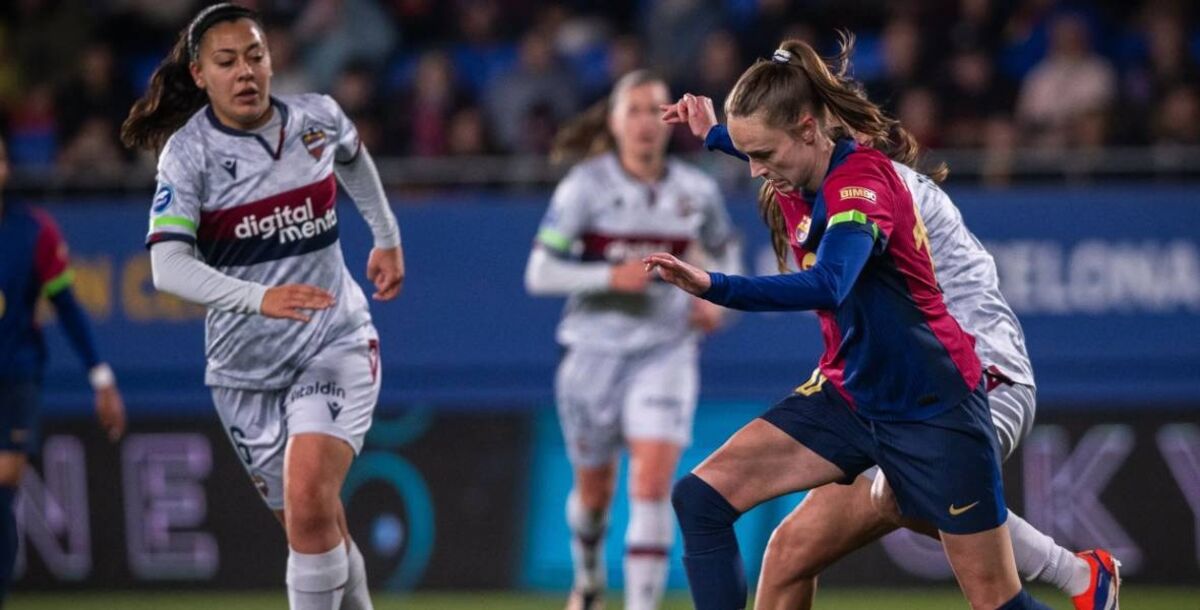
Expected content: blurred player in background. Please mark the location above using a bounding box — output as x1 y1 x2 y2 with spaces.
647 37 1060 610
120 4 403 609
525 70 742 610
0 135 126 603
663 82 1120 610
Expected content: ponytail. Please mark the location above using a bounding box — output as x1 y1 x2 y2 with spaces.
550 69 667 164
121 3 262 152
727 32 946 182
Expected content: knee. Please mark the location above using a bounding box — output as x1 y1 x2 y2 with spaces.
671 473 736 530
631 468 673 501
869 474 904 527
762 519 823 580
285 478 340 537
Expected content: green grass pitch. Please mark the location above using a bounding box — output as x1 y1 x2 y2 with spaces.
8 587 1198 609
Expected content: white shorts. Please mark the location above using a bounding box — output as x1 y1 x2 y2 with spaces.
988 381 1036 460
555 339 699 468
211 323 381 509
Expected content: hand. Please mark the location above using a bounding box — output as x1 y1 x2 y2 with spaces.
367 246 405 300
643 253 712 296
690 298 725 333
261 284 335 322
95 384 126 442
660 93 718 140
609 259 651 293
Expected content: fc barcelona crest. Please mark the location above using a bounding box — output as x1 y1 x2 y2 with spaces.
795 215 812 244
301 126 328 160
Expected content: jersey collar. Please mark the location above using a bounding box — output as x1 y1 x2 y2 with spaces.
205 96 290 160
801 137 858 249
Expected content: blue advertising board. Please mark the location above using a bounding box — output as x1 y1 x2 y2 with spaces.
33 183 1200 415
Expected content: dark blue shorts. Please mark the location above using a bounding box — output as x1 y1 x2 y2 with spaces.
761 380 1006 534
0 379 40 453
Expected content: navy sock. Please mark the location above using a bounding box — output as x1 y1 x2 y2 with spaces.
996 588 1053 610
0 486 16 602
671 474 746 610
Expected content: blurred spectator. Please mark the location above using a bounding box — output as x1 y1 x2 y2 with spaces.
55 41 133 160
331 62 386 154
57 116 126 180
484 30 578 153
450 0 518 95
7 82 57 167
391 50 470 156
1016 13 1116 148
1123 6 1200 119
1153 85 1200 147
264 22 313 96
294 0 398 91
641 0 723 84
10 0 90 85
896 87 942 149
865 17 926 112
446 105 494 156
940 46 1018 148
685 29 741 105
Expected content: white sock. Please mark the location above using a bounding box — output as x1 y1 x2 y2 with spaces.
287 544 348 610
567 489 609 593
1006 510 1091 596
623 498 674 610
341 540 372 610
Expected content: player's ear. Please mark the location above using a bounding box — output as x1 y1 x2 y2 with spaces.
190 61 206 90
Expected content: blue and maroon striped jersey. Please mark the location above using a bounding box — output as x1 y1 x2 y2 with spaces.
781 139 982 420
0 204 74 377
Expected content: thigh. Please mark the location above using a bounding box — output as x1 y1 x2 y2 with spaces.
874 385 1007 535
286 324 381 455
212 386 288 510
773 475 897 568
623 340 699 448
555 348 624 468
987 383 1036 461
694 419 849 513
941 523 1022 609
0 379 40 455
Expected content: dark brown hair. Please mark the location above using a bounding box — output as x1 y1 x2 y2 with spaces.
727 33 947 271
121 3 262 152
549 70 667 164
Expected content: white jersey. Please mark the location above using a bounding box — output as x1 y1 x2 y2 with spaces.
536 153 738 353
146 94 371 390
893 162 1035 386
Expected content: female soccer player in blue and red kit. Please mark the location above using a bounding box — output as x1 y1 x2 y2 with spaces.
0 136 126 602
646 40 1054 610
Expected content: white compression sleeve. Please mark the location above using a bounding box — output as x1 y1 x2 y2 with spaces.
334 146 401 248
524 247 611 296
150 241 268 314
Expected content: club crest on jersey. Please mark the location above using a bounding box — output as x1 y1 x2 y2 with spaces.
794 215 813 243
839 186 877 203
301 126 328 160
675 195 695 217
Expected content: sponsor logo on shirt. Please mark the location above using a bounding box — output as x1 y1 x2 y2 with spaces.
286 380 346 405
152 183 174 213
839 186 877 203
233 197 338 245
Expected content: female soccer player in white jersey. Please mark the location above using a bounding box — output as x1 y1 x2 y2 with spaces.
657 36 1118 610
120 5 402 609
525 70 742 610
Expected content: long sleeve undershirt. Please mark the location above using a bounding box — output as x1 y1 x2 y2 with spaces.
150 240 268 314
702 225 875 311
704 124 749 162
334 146 401 248
524 247 612 295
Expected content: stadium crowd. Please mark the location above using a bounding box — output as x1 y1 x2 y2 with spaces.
0 0 1197 181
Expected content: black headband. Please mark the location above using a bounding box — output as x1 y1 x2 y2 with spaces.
187 2 259 61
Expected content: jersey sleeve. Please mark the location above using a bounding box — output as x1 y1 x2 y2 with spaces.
145 137 204 249
534 170 591 257
696 177 742 274
323 94 362 163
31 209 73 297
821 160 893 250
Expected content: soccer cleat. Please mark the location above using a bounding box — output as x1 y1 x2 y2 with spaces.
565 588 605 610
1072 549 1121 610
